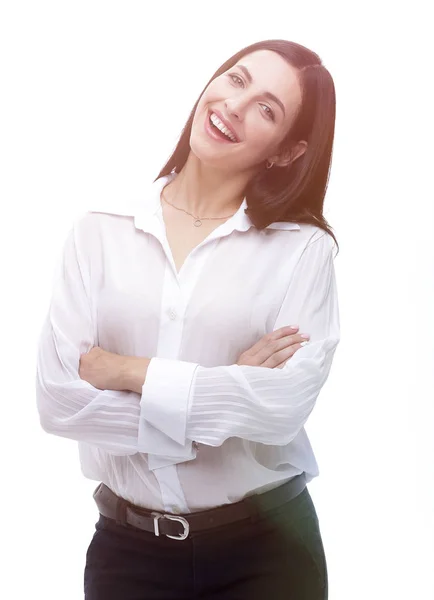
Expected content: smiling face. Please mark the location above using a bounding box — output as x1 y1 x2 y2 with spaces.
190 49 305 173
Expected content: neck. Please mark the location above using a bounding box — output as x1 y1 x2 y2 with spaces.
164 153 253 217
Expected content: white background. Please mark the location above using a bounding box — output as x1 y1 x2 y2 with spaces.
1 1 433 598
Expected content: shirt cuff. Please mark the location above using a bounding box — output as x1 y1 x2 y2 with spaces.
138 357 199 459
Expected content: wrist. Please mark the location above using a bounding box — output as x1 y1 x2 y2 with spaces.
121 356 151 394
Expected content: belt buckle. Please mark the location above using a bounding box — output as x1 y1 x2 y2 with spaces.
151 511 190 541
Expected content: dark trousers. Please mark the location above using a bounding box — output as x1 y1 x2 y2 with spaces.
84 485 328 599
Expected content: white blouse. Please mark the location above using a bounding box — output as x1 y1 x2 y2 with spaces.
35 171 340 515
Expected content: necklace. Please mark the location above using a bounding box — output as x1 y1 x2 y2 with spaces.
161 188 238 227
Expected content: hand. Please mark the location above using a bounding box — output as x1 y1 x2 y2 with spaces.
236 326 310 369
79 346 128 391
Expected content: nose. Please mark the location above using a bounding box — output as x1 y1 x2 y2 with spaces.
225 96 247 121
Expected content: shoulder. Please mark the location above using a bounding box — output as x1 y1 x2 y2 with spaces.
68 209 137 262
72 207 137 238
283 222 333 247
296 224 337 261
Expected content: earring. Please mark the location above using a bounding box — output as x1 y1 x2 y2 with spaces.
266 159 275 169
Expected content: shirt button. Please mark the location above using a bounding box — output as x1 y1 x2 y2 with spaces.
168 309 177 320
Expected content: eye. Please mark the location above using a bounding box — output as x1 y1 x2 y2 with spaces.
260 104 275 121
228 73 245 87
228 73 275 122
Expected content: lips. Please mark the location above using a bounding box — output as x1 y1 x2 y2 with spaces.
209 109 240 143
204 113 232 144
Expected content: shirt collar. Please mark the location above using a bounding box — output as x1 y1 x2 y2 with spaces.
132 172 300 234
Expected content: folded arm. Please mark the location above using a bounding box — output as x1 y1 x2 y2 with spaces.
36 214 147 456
36 217 339 469
138 229 341 467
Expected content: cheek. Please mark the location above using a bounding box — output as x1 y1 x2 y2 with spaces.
192 90 218 130
192 99 206 126
196 82 220 110
244 120 276 154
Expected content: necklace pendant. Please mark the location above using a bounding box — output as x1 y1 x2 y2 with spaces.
194 219 202 227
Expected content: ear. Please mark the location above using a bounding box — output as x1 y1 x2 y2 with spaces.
269 140 308 168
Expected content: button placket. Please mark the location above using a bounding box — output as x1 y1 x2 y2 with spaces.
168 308 177 320
151 244 213 514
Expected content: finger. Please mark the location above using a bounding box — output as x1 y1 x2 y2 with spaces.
248 326 299 357
261 342 304 369
253 332 303 366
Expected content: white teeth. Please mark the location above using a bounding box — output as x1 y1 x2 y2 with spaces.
210 112 237 142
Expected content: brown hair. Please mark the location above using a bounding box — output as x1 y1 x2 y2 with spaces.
155 39 339 254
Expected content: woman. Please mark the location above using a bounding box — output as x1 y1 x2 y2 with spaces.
36 38 340 599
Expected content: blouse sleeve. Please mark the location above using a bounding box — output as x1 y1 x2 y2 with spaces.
139 228 340 467
35 215 146 455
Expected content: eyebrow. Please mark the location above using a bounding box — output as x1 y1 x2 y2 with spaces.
236 64 286 117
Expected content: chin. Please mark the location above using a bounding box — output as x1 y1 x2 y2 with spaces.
189 134 249 176
189 135 229 170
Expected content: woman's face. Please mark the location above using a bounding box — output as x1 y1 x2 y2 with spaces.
190 49 304 173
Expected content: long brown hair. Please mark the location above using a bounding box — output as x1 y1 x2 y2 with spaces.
155 39 339 254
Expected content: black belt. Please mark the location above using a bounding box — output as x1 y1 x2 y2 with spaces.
93 472 307 541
